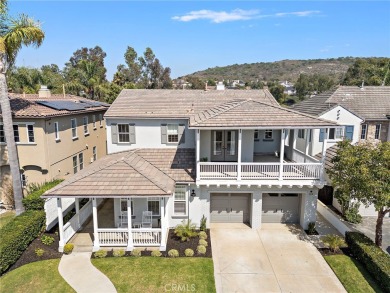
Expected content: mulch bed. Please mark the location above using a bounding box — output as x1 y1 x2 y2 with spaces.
7 228 62 273
165 229 212 258
305 229 319 235
318 246 351 257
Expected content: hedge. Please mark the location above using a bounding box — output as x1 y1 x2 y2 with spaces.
0 210 46 275
22 179 63 210
346 231 390 292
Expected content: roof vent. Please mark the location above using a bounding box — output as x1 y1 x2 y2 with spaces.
216 82 225 91
38 85 51 98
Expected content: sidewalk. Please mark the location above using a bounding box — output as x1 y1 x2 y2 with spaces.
58 252 117 293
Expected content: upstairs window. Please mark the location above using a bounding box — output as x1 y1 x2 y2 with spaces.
79 153 84 170
71 119 77 138
54 122 60 140
93 146 97 161
328 128 343 140
73 156 78 174
167 124 179 143
147 197 160 216
13 125 20 142
375 124 381 140
27 125 34 143
0 125 4 143
0 125 20 142
83 116 89 135
118 124 130 143
361 124 367 140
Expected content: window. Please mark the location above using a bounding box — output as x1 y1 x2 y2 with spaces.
298 129 305 139
79 153 84 170
361 124 367 139
328 128 343 140
167 124 179 143
254 130 259 141
0 125 4 143
99 114 103 127
83 116 89 135
120 199 134 216
375 124 381 140
27 125 34 143
73 156 78 174
264 129 273 140
71 119 77 138
174 185 187 216
92 115 96 129
118 124 130 143
13 125 19 142
21 173 27 187
54 122 60 140
148 197 160 216
93 146 97 161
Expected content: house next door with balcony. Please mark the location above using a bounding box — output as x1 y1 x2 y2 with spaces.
211 130 238 162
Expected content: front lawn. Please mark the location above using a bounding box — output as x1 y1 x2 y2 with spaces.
0 211 15 229
324 254 384 293
92 257 215 293
0 259 75 293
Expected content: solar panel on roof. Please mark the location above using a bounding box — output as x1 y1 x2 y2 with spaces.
80 100 108 107
37 101 87 111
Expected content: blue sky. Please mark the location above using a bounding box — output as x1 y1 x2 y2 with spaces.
10 1 390 79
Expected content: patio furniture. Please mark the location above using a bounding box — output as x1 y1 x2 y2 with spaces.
142 211 152 228
119 213 128 227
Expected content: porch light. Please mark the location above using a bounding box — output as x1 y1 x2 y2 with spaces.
191 189 196 197
309 190 313 196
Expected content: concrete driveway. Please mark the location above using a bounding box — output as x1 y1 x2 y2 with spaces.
211 223 346 293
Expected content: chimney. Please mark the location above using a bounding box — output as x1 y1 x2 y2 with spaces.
38 85 51 98
216 81 225 91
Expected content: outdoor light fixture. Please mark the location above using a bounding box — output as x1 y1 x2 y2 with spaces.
309 190 313 196
191 189 196 197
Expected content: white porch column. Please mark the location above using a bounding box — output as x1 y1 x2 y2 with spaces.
237 129 242 181
292 129 297 149
196 129 200 181
57 198 65 252
126 198 134 251
279 129 285 181
305 129 310 161
160 197 167 251
320 138 328 182
75 198 80 229
92 198 100 251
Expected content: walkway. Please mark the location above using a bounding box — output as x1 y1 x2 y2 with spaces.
211 223 345 293
59 252 117 293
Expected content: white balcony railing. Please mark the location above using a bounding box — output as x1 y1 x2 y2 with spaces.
132 229 161 246
199 163 238 179
97 228 162 247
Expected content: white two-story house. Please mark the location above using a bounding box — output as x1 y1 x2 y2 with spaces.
43 89 338 252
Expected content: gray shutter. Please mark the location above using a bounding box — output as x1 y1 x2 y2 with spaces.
161 124 167 144
345 126 354 141
111 123 118 144
129 124 136 144
178 124 185 144
319 128 325 142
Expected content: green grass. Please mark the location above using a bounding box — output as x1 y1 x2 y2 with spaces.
324 254 384 293
92 257 216 293
0 211 15 229
0 259 74 293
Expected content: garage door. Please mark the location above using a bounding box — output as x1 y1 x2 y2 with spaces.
210 193 250 223
262 193 300 223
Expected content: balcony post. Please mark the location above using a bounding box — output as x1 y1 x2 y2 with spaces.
57 198 64 252
320 138 328 182
159 197 167 251
237 129 242 180
196 129 200 181
279 129 285 180
92 198 100 251
126 198 133 251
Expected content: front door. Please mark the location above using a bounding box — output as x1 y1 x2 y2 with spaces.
211 130 238 162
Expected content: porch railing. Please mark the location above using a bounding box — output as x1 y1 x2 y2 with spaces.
63 199 92 243
241 163 279 179
132 229 161 246
283 163 322 179
96 228 162 247
199 162 237 179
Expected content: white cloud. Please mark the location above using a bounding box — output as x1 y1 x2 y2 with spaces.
172 9 321 23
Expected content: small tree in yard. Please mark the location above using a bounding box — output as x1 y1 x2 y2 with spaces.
329 140 390 247
174 219 197 242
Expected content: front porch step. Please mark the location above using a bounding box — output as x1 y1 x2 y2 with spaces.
72 245 93 253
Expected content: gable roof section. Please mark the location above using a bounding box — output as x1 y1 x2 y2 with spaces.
290 91 336 117
189 99 339 128
315 144 339 171
43 148 195 198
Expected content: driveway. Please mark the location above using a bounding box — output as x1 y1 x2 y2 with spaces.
210 223 345 293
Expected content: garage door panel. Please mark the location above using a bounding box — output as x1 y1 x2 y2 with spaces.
262 193 300 223
210 193 250 223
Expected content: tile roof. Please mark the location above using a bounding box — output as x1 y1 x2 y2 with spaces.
189 99 339 128
290 91 337 117
0 94 109 118
315 144 339 171
42 148 195 198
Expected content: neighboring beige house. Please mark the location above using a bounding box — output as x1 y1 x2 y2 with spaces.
0 87 109 207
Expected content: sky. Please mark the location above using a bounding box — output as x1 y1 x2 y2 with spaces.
9 1 390 80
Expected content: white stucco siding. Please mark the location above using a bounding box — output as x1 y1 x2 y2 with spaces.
242 130 254 162
254 130 281 154
106 119 195 154
200 130 211 161
299 191 318 230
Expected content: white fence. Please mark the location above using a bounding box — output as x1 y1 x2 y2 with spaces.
283 163 322 179
96 228 162 247
241 163 279 179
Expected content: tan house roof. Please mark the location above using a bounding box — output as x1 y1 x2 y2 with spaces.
315 145 339 171
42 148 195 198
0 94 109 118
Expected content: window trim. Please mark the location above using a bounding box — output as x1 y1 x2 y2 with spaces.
264 129 273 140
375 124 381 140
167 124 179 144
54 122 60 141
26 124 35 143
71 118 78 139
83 116 89 135
147 197 160 216
13 125 20 143
79 153 84 170
92 146 97 161
361 124 367 140
173 185 187 216
118 123 130 143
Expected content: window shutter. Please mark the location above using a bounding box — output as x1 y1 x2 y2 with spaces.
111 123 118 144
161 124 167 144
129 124 136 144
345 126 354 141
178 124 185 144
319 128 325 142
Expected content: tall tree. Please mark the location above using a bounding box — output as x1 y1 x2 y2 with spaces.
0 0 44 215
329 141 390 246
343 58 390 86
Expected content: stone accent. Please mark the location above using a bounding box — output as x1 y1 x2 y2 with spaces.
361 121 389 142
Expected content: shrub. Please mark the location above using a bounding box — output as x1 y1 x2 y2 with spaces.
346 232 390 292
199 231 207 240
0 210 45 275
322 234 346 252
184 248 194 257
344 203 362 224
174 220 198 242
168 249 179 257
22 180 63 210
131 249 141 257
199 239 208 247
94 249 107 258
63 243 74 255
307 222 316 235
113 249 125 257
197 245 206 255
41 235 55 246
200 215 207 231
151 250 162 257
35 248 44 257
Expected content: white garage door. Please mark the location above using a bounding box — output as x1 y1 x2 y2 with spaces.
262 193 300 223
210 193 250 223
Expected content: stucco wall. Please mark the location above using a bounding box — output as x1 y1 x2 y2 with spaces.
254 130 281 154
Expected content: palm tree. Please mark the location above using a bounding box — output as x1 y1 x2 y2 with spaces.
0 1 44 215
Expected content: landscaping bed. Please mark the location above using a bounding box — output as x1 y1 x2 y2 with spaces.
166 229 212 258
